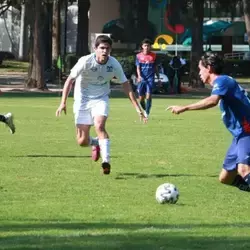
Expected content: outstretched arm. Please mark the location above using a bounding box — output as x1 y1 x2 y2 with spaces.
167 95 221 114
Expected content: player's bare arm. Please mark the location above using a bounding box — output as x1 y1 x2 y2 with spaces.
136 66 142 82
56 76 75 116
122 81 147 123
167 95 221 114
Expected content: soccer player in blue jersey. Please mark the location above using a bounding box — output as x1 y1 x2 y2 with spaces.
167 52 250 192
56 35 147 175
136 38 160 118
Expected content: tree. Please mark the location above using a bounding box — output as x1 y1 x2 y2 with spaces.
52 0 60 67
26 0 46 89
18 1 29 60
18 2 26 60
189 0 205 87
242 0 250 45
214 0 241 21
76 0 90 56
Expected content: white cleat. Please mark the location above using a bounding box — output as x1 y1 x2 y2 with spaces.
4 113 15 134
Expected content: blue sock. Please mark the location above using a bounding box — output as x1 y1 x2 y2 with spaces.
146 98 152 115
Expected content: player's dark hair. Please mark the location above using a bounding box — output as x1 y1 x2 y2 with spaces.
200 52 224 74
95 35 112 48
141 38 153 47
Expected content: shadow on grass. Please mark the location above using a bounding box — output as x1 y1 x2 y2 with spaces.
12 154 118 159
0 221 249 250
12 154 90 159
115 172 217 180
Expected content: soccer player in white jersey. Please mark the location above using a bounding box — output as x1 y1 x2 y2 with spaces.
56 35 147 175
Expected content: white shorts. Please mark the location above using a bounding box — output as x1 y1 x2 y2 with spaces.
73 96 109 125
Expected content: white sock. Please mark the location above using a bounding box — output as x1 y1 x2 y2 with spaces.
89 137 99 146
99 138 110 163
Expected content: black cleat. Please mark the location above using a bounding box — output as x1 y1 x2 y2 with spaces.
102 162 111 175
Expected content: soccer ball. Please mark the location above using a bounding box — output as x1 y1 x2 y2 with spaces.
155 183 179 204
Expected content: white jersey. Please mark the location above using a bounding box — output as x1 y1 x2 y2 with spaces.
70 53 127 102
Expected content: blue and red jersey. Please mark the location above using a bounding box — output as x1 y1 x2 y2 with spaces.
135 52 156 81
211 75 250 138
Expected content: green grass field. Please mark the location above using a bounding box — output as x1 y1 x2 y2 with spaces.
0 61 29 73
0 93 249 250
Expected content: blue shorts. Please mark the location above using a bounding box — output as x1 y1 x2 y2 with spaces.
137 79 154 96
223 135 250 171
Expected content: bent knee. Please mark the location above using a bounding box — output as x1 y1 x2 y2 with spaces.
218 175 236 185
95 123 106 133
77 137 89 147
218 176 229 184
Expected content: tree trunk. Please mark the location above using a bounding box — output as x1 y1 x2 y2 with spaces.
52 0 61 66
243 0 250 45
61 0 68 72
18 3 26 60
44 2 53 71
26 0 46 89
136 0 149 42
76 0 90 56
189 0 204 88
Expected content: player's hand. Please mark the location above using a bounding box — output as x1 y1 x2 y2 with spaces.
137 76 142 83
166 105 186 114
56 103 67 116
139 112 148 124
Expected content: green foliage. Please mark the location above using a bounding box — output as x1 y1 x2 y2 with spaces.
64 54 80 73
64 52 136 77
0 60 29 72
114 53 136 77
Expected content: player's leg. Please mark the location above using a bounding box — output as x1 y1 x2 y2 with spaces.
76 124 92 146
167 69 174 93
74 106 100 161
94 115 110 174
92 98 111 174
177 72 182 94
219 138 250 191
137 82 146 111
145 80 153 116
235 136 250 191
0 113 15 134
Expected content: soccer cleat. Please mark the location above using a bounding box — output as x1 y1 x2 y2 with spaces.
102 162 111 175
4 113 15 134
91 145 100 162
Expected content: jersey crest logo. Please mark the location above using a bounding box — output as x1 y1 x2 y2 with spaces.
97 76 104 81
91 67 97 72
107 66 113 72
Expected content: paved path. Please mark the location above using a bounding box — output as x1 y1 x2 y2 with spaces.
0 72 213 97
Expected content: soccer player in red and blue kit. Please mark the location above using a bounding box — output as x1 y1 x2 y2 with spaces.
136 38 160 118
167 52 250 192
